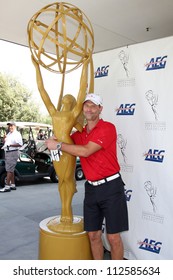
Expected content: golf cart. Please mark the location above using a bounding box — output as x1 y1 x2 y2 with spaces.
0 122 84 186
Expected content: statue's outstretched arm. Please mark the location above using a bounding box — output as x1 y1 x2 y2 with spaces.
71 56 93 131
75 57 90 112
31 55 56 116
88 56 94 93
70 58 89 131
73 112 84 132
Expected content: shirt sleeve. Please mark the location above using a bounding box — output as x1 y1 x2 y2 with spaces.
16 132 23 146
91 122 116 149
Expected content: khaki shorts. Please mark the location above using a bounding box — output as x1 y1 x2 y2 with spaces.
5 150 19 172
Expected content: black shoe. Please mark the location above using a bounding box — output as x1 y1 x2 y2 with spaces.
10 185 16 190
0 186 11 192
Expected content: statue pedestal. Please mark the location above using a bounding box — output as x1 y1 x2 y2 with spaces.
39 216 93 260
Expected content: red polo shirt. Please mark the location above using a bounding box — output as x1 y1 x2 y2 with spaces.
71 119 120 181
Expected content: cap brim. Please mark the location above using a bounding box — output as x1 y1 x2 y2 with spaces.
7 123 15 125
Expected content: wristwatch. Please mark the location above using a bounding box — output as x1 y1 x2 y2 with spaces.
56 142 62 151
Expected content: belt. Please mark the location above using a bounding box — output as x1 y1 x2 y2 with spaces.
6 149 18 152
88 173 120 186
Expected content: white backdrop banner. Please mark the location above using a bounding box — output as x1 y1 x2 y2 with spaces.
93 36 173 260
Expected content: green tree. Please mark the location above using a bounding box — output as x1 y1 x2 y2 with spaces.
0 73 51 123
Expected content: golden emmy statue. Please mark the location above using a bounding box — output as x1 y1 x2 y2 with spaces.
27 2 94 259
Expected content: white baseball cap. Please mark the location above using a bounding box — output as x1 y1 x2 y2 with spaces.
7 121 16 126
83 93 103 106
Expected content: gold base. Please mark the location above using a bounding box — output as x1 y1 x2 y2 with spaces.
39 216 93 260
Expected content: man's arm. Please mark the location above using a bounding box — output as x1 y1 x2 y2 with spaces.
45 138 101 157
9 143 22 148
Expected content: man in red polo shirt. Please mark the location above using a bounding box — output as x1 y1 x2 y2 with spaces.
46 93 129 260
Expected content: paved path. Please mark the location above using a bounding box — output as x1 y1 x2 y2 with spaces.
0 178 111 260
0 179 85 260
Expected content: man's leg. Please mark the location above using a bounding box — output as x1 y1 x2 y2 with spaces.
11 172 15 185
6 171 12 185
5 171 16 189
88 230 104 260
107 233 124 260
8 171 16 190
0 171 11 192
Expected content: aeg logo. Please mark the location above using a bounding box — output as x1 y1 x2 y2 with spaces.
95 65 109 78
124 189 132 201
138 238 162 254
116 104 136 115
144 149 165 163
145 56 167 71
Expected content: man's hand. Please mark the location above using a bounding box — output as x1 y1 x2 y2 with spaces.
45 138 58 150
